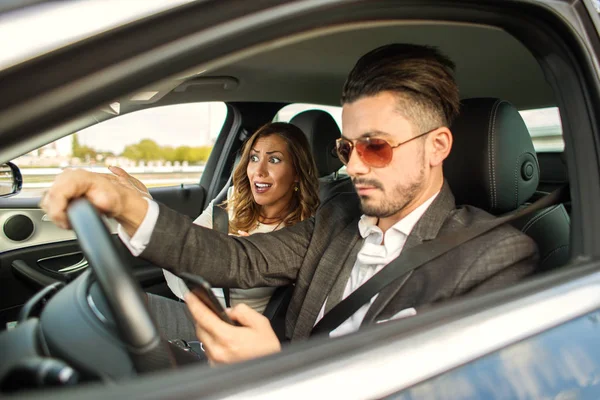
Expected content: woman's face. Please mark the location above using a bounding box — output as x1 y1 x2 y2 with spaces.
247 134 298 210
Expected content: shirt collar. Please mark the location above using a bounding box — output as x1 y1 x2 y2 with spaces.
358 192 440 239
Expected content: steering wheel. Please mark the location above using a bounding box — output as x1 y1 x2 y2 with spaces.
67 198 176 373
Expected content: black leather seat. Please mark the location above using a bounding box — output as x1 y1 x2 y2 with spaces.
446 98 570 272
289 109 355 201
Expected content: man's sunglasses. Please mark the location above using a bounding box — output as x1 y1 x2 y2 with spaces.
335 128 437 168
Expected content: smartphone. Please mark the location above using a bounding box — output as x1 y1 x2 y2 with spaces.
178 272 236 325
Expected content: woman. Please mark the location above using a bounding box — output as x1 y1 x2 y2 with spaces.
110 122 320 340
163 122 320 313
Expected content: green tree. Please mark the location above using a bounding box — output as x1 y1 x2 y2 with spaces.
196 146 212 162
72 133 81 156
72 133 97 160
171 145 212 163
174 146 192 162
122 139 163 162
162 146 176 162
119 139 213 164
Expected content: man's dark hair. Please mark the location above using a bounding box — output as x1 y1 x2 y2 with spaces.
341 44 460 131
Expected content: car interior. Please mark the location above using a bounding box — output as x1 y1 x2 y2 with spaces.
0 1 587 396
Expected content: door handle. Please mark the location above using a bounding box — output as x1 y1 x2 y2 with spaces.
37 252 88 275
57 258 88 274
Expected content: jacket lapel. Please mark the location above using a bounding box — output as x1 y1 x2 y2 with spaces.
292 220 361 339
361 182 456 325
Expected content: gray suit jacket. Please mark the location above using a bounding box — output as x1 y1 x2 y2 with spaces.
141 182 538 341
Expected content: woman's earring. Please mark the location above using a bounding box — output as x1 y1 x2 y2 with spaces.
294 185 299 192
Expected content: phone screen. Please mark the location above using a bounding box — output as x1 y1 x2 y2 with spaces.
178 272 236 325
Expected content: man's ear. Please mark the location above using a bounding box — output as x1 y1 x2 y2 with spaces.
429 127 453 167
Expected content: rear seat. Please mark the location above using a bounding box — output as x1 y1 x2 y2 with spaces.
289 110 354 202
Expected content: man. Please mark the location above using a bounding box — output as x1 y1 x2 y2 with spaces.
41 44 538 364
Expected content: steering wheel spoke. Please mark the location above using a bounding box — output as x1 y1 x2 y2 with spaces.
67 199 176 373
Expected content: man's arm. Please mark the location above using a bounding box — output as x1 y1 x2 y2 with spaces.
41 169 315 290
141 202 315 289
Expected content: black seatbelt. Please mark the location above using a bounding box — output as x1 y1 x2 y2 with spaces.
311 185 569 336
212 203 231 308
212 204 229 235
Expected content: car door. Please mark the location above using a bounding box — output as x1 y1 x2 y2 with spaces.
0 102 232 329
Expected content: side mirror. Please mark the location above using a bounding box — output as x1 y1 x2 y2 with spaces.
0 162 23 197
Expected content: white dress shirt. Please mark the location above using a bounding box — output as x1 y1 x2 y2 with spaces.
118 192 439 337
118 197 159 257
314 193 438 337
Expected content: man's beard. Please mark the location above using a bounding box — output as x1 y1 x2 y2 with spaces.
356 164 426 218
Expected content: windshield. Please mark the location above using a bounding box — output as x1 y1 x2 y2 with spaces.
0 0 195 71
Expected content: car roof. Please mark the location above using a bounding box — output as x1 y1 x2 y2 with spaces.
114 22 553 116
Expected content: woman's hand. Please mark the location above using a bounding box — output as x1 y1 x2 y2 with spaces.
107 166 152 199
40 169 149 235
185 292 281 364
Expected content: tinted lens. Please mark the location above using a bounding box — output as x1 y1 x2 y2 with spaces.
336 139 352 164
355 138 393 167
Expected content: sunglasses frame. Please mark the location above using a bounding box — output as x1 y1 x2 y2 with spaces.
335 127 439 168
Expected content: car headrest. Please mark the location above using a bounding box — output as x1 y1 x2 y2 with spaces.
290 110 343 177
445 98 540 214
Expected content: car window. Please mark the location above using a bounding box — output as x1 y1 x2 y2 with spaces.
276 103 565 153
520 107 564 152
12 102 227 198
274 103 343 131
0 0 196 71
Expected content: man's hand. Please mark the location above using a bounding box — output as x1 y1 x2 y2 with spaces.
40 168 149 236
107 166 152 199
185 292 281 364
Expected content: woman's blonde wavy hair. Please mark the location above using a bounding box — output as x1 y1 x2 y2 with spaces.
225 122 320 234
